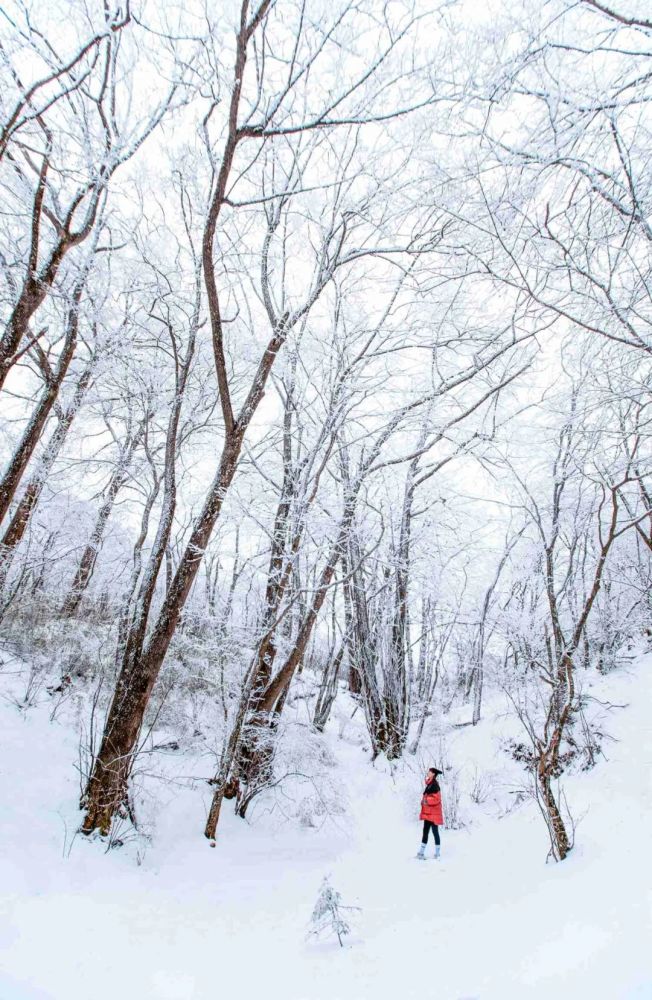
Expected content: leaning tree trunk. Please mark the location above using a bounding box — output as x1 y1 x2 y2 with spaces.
0 361 93 596
202 361 342 833
81 278 202 834
81 0 306 836
81 0 391 835
201 511 310 838
343 529 386 756
221 375 302 814
0 214 97 392
233 524 345 819
205 493 356 839
0 277 85 525
531 477 630 861
81 405 260 835
313 642 345 732
61 422 145 617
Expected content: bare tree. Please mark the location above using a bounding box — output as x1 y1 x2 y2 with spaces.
460 0 652 363
61 406 150 618
0 266 91 525
470 528 524 726
81 0 441 836
0 356 95 598
0 3 181 390
501 390 650 859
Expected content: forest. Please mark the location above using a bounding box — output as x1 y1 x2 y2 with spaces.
0 1 651 996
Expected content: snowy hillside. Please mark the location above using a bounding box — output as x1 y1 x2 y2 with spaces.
1 649 650 1000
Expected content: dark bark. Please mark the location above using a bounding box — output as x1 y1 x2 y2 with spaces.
232 523 344 819
205 490 355 839
0 278 85 524
203 365 338 836
0 14 131 163
0 11 163 391
529 460 637 860
81 0 391 837
82 275 203 834
0 361 93 594
82 307 288 833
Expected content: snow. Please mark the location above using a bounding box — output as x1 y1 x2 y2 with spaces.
0 654 651 1000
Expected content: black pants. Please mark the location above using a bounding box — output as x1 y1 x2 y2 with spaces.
422 821 440 846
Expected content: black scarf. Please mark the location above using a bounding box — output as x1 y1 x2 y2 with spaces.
424 778 440 795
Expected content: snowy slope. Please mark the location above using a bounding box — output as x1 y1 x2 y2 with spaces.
0 653 650 1000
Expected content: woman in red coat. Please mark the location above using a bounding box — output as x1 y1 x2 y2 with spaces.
416 767 444 860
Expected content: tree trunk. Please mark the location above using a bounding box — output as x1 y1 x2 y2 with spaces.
534 648 576 861
0 279 84 524
81 435 244 834
62 426 143 617
537 766 571 861
205 494 354 837
0 361 93 595
81 276 208 833
81 0 377 836
472 662 483 727
233 530 344 814
313 643 345 732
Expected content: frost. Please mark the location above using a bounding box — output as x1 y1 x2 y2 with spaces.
307 876 360 948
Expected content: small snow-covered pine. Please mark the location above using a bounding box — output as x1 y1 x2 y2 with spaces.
308 876 359 947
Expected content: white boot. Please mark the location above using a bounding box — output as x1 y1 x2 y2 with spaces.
434 845 441 860
416 844 426 860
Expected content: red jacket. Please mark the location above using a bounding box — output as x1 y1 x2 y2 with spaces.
419 786 443 825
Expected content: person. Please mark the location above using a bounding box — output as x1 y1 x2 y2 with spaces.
416 767 443 860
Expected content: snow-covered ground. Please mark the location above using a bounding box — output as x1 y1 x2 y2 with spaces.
0 652 650 1000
